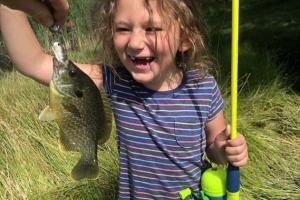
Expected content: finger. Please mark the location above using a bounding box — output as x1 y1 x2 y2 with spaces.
0 0 53 26
225 142 247 156
48 0 69 26
227 133 245 147
25 0 54 27
230 152 248 167
214 132 228 149
227 151 248 167
216 126 230 141
231 159 248 167
226 147 248 162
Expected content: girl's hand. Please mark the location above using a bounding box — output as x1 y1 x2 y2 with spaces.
225 132 248 167
214 125 248 167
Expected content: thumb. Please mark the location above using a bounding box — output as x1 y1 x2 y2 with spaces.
215 126 230 142
28 1 54 27
225 124 231 138
50 0 69 26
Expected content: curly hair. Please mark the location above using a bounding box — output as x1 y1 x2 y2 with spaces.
93 0 213 76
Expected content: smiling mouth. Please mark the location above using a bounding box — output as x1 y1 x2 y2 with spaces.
128 55 155 65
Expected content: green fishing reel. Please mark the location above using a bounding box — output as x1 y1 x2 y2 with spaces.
200 167 227 200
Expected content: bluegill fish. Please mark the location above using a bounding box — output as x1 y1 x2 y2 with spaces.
39 42 112 180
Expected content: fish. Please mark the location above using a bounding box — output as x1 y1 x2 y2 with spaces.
38 42 112 180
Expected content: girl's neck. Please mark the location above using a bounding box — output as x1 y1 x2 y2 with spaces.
143 68 183 92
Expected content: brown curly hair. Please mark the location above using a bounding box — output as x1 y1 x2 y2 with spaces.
93 0 213 76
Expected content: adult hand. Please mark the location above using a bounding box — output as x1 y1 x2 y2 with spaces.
0 0 69 27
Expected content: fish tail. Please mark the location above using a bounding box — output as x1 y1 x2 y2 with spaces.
71 157 99 180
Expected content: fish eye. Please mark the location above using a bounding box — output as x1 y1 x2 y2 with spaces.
69 68 77 77
74 90 83 98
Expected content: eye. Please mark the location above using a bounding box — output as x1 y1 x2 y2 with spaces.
69 68 77 77
115 27 130 32
146 27 162 32
74 90 83 98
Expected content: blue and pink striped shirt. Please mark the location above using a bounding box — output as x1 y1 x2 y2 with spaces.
102 65 224 200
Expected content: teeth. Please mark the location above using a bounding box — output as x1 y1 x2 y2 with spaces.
129 56 136 61
129 55 153 62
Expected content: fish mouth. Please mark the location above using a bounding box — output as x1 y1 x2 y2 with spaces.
51 79 74 97
53 60 65 82
52 61 73 96
51 42 74 96
52 42 65 62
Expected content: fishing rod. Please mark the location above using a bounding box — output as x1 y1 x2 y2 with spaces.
226 0 240 199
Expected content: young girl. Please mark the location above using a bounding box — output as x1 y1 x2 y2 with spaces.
0 0 248 199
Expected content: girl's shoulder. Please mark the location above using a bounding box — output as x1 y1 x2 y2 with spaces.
184 68 217 86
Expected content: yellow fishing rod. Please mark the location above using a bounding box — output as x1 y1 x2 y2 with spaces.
226 0 240 199
231 0 239 142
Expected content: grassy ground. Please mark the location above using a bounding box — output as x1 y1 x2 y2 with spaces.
0 0 299 199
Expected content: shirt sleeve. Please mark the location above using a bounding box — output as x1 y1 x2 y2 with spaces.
102 64 115 96
207 77 224 121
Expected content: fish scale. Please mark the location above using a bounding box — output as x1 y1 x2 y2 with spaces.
39 42 113 180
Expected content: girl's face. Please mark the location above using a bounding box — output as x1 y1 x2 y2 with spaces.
113 0 190 91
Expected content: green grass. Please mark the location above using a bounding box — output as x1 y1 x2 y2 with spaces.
0 0 299 199
230 84 300 199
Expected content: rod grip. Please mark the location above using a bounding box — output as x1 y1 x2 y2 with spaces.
226 164 240 200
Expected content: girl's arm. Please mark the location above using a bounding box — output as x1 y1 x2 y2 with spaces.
0 5 103 88
205 111 228 164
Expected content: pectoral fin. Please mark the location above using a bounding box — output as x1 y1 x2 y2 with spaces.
62 102 81 118
39 106 56 121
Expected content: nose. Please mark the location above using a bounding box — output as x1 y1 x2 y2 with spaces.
127 30 145 51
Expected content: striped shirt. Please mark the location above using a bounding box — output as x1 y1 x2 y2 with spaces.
102 65 224 200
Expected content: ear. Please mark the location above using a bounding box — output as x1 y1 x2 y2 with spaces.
178 39 192 52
